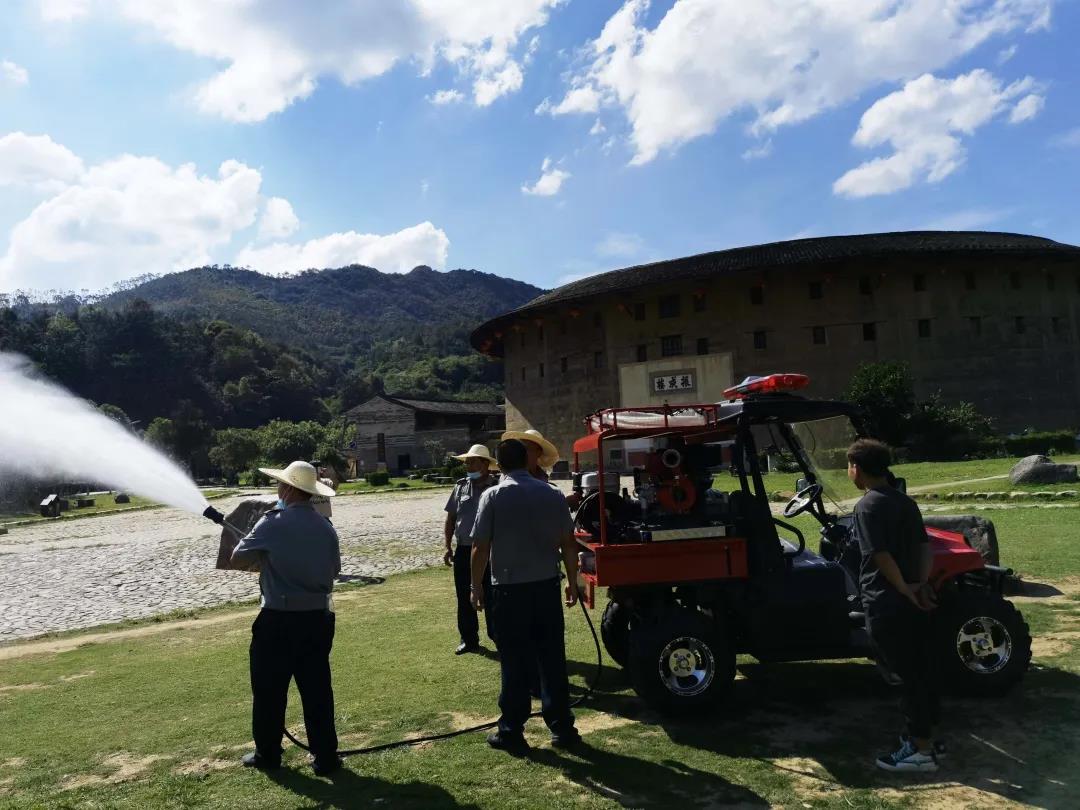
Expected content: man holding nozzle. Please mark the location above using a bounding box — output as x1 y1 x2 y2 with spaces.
230 460 342 777
469 439 582 754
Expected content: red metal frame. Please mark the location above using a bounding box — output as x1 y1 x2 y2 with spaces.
573 405 750 604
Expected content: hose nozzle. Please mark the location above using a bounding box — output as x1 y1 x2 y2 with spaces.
203 505 226 525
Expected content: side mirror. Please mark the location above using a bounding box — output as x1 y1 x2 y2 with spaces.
893 477 907 494
795 477 808 492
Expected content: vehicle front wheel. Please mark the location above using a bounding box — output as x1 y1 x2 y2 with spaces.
935 593 1031 697
627 609 734 714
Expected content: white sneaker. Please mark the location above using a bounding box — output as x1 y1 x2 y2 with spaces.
876 739 938 773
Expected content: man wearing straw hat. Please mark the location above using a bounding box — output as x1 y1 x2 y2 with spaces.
231 460 342 776
444 443 499 654
501 428 559 482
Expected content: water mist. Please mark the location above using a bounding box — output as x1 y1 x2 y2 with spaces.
0 352 210 516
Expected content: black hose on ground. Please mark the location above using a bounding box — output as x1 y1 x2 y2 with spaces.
284 599 604 757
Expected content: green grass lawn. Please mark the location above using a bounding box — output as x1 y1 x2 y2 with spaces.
0 490 232 527
336 478 452 495
2 566 1080 809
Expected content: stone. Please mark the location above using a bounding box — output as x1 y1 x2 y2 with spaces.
215 498 275 571
1009 454 1079 486
1055 490 1078 499
114 493 131 504
922 515 999 567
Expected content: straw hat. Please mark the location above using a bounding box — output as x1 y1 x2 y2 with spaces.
259 460 337 497
453 444 500 470
501 428 560 469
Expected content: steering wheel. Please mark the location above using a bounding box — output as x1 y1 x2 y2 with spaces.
783 483 823 519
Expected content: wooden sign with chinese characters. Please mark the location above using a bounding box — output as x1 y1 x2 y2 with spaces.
651 370 696 395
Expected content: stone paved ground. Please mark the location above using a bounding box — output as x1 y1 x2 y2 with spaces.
0 489 454 643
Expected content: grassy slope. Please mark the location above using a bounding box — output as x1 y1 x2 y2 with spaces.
2 567 1079 809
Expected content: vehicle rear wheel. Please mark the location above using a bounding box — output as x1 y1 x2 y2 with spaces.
627 609 734 714
935 593 1031 697
600 601 631 668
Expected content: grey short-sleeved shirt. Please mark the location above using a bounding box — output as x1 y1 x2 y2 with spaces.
444 475 496 546
470 470 574 586
232 502 341 611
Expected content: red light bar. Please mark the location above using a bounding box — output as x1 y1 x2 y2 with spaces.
723 373 810 400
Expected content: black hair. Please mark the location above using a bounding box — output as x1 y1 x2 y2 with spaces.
497 439 528 472
846 438 892 478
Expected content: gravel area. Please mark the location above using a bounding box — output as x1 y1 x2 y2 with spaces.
0 489 453 642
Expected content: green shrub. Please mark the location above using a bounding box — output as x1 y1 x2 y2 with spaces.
366 471 391 486
1004 430 1076 457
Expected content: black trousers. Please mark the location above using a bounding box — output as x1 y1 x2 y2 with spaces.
867 607 941 740
250 608 338 763
491 577 575 738
454 544 494 645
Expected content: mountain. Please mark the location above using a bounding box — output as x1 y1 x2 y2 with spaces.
100 264 544 360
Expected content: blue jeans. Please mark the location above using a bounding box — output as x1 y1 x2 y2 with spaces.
491 577 576 738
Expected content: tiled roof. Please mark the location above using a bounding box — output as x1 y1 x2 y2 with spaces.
390 397 504 416
471 231 1080 355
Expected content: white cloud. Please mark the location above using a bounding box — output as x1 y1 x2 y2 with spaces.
1009 93 1044 123
257 197 300 241
536 85 601 116
44 0 563 121
0 134 450 291
1051 127 1080 148
521 157 570 196
1 60 29 87
551 0 1051 165
1 153 262 291
741 140 773 161
834 70 1039 198
420 179 430 197
429 88 464 105
38 0 89 21
0 132 84 191
997 44 1019 64
595 231 644 258
589 119 605 136
236 221 449 275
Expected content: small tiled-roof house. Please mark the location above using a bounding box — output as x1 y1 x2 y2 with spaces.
343 395 505 475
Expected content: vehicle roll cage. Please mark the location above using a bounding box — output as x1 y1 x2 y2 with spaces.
571 396 868 546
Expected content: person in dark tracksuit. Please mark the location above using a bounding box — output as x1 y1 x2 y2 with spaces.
469 439 582 754
848 439 943 773
443 444 499 654
232 460 342 777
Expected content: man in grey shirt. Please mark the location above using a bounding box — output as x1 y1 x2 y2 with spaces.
231 460 341 776
470 439 581 753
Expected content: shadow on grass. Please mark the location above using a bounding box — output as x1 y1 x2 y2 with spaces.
267 764 480 809
335 574 386 587
566 655 1080 808
528 740 770 807
1018 581 1065 598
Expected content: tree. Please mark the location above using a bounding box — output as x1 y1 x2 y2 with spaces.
842 361 915 447
209 428 261 482
257 420 326 466
144 417 177 453
97 403 133 431
908 394 998 461
424 439 447 467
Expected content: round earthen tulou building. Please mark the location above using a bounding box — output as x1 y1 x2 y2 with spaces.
471 231 1080 466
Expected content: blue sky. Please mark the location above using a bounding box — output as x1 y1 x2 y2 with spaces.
1 0 1078 295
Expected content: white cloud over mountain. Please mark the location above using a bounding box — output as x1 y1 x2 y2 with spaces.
41 0 564 121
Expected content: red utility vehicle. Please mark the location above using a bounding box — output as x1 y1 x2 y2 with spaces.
571 374 1031 713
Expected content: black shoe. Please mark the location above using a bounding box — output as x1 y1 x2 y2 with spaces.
241 752 280 770
901 734 948 760
551 732 583 750
487 732 529 755
312 756 343 777
455 642 480 655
